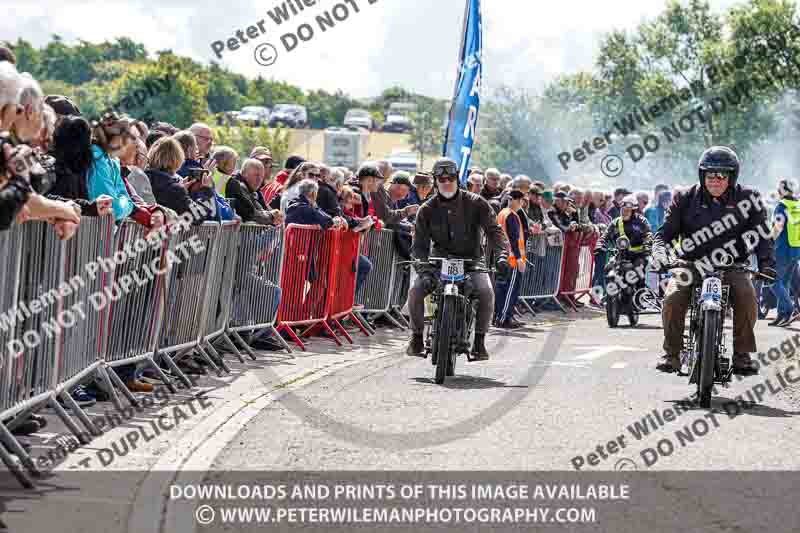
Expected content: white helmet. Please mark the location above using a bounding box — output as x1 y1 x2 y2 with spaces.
621 194 637 209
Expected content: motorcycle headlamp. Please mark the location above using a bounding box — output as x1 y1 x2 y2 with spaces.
616 236 630 250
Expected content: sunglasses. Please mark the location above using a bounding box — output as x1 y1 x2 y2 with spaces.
433 166 458 178
307 172 321 178
436 175 458 183
705 172 730 181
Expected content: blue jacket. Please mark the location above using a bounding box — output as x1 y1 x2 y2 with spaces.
87 145 134 222
644 206 665 230
285 195 334 229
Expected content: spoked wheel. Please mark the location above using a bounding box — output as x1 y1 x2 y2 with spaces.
606 297 620 328
628 310 639 326
434 296 457 384
697 309 720 408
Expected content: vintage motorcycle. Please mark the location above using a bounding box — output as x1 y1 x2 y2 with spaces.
670 257 773 408
408 257 487 385
604 236 648 328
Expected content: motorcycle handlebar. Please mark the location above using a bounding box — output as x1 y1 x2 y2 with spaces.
659 260 774 282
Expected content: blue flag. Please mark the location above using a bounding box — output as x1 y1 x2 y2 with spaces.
443 0 483 185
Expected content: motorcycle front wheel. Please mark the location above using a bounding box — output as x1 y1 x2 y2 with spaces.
698 309 720 408
435 295 458 384
606 296 620 328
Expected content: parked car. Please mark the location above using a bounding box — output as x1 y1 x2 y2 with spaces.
238 106 270 127
382 112 412 133
387 149 418 173
343 108 374 130
269 103 308 128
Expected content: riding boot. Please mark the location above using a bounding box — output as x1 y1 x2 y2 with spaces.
732 352 759 376
406 334 425 357
470 333 489 361
656 353 680 373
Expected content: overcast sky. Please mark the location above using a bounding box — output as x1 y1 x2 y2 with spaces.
4 0 740 100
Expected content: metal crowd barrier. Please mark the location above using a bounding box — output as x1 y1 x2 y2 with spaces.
0 218 117 486
105 221 179 396
228 223 289 353
387 263 411 329
518 230 567 313
324 229 370 342
355 228 403 329
276 224 338 350
157 222 228 376
558 230 599 311
199 221 246 364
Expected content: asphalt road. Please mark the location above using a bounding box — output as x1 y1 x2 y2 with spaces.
4 308 800 533
210 310 800 472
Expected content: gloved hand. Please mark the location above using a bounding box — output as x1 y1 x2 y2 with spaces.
759 265 777 282
496 256 511 277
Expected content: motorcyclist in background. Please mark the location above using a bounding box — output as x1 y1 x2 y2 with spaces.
406 157 510 361
594 194 653 286
652 146 776 375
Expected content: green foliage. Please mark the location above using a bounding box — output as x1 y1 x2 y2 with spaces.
7 36 446 135
213 126 291 169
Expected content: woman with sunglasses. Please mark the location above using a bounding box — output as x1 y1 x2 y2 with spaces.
406 157 511 362
280 161 320 213
652 146 776 376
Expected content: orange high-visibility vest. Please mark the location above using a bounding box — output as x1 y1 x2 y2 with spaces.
497 208 527 268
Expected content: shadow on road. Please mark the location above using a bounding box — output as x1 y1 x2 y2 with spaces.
665 398 800 419
410 376 527 390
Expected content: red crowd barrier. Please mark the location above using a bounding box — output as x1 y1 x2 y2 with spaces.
557 230 599 311
276 224 368 350
324 229 370 342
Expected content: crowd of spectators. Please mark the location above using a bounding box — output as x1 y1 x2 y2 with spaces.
0 40 695 438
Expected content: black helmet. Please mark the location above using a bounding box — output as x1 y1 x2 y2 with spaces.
431 157 459 179
357 162 381 180
698 146 740 189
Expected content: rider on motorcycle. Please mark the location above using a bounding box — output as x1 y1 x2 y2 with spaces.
594 194 653 285
652 146 777 375
406 157 510 361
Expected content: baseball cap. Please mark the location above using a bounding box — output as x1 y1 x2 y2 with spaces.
542 190 554 203
529 185 543 195
554 191 568 200
250 146 272 160
614 187 632 196
390 171 413 188
413 172 433 185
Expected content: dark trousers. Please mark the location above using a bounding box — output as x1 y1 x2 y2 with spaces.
494 268 523 323
355 254 372 295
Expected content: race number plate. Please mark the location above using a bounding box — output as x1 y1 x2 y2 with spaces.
440 259 465 281
700 277 722 309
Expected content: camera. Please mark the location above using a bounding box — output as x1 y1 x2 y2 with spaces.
0 132 55 195
187 167 210 181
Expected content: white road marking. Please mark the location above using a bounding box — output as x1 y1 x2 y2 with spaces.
573 345 641 361
530 361 590 368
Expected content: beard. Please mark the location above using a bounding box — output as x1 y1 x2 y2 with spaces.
439 187 457 199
